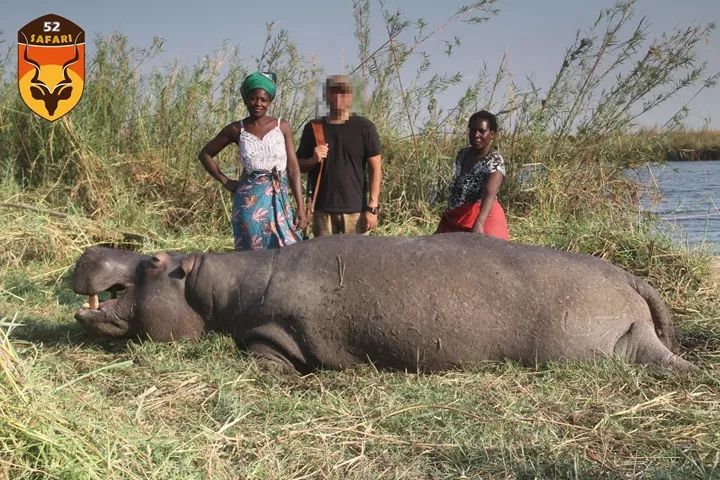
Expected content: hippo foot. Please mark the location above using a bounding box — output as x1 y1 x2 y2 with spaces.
661 353 699 374
247 342 299 375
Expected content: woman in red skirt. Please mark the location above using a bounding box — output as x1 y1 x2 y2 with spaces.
435 110 509 240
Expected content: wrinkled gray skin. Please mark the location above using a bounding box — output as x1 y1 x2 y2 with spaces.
72 233 696 373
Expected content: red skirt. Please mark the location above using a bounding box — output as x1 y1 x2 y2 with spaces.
435 200 509 240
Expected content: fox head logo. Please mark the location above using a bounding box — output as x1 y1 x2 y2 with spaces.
18 14 85 121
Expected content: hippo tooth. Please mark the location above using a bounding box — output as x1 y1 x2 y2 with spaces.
89 294 99 310
82 302 90 308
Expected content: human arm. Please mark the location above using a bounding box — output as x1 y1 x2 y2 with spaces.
197 123 241 193
296 122 328 173
471 171 504 234
363 154 382 232
280 120 308 230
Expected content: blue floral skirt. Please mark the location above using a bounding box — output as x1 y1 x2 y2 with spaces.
231 169 302 251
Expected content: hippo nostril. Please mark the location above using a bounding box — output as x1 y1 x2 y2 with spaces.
152 256 161 264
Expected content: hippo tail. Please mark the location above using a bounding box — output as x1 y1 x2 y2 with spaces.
629 275 680 354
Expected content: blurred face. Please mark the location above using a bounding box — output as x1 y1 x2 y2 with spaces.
468 118 495 152
326 86 353 115
245 89 271 117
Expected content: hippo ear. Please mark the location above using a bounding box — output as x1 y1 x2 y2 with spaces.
169 255 195 280
180 255 195 276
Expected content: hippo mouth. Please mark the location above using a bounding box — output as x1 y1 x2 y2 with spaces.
78 283 125 310
74 283 135 337
70 246 151 337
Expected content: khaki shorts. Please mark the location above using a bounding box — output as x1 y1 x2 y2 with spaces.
312 211 367 236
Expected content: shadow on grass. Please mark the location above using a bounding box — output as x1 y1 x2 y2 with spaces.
679 321 720 357
431 448 718 479
429 449 612 479
10 314 134 353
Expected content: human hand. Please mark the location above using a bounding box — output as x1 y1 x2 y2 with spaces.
313 144 329 164
471 222 485 234
363 211 378 232
294 211 308 231
222 179 239 193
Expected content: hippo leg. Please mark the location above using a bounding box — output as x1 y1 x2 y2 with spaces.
246 341 298 375
240 324 311 374
614 322 697 373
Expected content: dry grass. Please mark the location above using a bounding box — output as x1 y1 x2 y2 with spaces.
1 204 719 479
1 3 719 476
1 329 719 479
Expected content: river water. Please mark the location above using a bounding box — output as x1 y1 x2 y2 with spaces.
630 160 720 253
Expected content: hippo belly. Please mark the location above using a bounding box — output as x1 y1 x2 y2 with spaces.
246 233 669 371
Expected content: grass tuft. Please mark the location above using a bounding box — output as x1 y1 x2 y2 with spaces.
1 2 719 477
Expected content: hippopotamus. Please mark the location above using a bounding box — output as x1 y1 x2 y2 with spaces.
71 233 696 373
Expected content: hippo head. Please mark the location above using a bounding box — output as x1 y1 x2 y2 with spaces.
72 247 204 341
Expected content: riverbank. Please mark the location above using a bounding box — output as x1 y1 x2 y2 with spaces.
666 148 720 161
2 12 720 477
632 160 720 255
662 130 720 161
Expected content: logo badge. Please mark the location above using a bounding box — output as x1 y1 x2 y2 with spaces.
18 14 85 121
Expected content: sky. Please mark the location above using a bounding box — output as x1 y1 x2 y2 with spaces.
3 0 719 129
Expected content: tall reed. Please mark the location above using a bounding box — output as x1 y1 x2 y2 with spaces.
0 0 715 257
1 3 719 478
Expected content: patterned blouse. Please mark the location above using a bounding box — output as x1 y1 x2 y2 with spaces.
447 148 506 210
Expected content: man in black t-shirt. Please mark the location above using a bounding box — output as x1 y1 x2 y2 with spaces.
297 75 382 236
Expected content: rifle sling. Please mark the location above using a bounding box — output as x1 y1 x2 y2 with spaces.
311 120 325 146
308 120 326 214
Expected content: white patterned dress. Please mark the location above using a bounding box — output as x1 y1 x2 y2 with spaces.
231 118 301 250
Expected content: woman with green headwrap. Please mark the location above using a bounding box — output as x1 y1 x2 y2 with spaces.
198 72 307 250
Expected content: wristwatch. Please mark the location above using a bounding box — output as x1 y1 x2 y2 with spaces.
364 205 379 215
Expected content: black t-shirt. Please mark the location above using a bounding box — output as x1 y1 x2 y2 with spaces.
297 115 381 213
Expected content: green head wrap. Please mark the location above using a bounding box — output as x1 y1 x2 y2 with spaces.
241 72 277 102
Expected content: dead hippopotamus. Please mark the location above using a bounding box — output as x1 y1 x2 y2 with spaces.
71 233 696 373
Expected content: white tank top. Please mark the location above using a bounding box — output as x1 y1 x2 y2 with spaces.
238 118 287 172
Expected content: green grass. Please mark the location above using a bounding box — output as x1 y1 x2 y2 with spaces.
1 205 719 479
2 1 720 477
2 319 720 479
